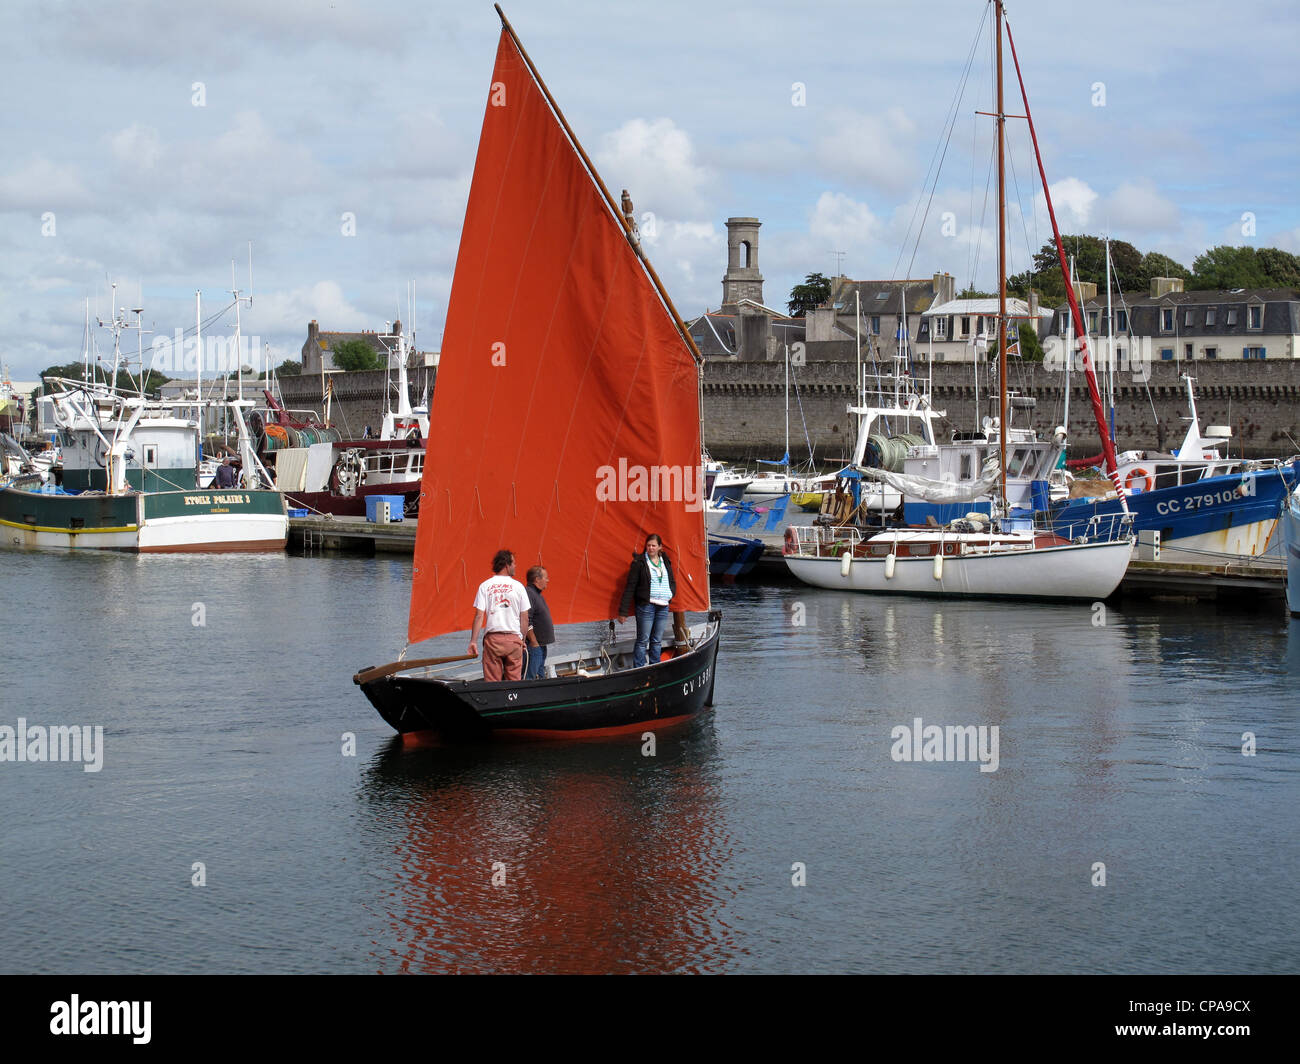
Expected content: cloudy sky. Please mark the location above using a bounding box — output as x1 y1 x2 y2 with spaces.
3 0 1297 381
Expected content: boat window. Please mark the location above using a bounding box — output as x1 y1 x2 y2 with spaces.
906 544 932 556
1007 448 1031 478
960 453 972 480
1154 464 1179 488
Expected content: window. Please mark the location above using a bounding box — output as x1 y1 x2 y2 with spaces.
1060 311 1072 332
1226 309 1237 325
961 316 971 336
960 453 973 480
1243 346 1266 359
1184 310 1194 327
933 316 947 339
1116 309 1128 331
1205 347 1218 360
1184 343 1193 359
1089 310 1099 332
871 315 881 335
1248 305 1263 329
1007 448 1032 478
143 445 158 464
1206 309 1216 326
1161 308 1174 331
1160 347 1174 361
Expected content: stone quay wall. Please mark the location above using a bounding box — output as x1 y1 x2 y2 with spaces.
277 360 1300 464
278 366 437 438
701 359 1300 464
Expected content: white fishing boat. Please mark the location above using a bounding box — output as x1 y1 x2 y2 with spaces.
1 291 286 553
2 379 286 552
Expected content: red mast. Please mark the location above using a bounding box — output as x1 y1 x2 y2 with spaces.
1004 18 1128 508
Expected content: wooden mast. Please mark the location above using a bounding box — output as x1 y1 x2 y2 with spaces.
996 0 1007 511
493 4 704 369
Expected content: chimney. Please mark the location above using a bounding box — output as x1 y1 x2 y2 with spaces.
1028 289 1040 318
1150 276 1185 298
933 271 955 306
1072 281 1098 302
308 320 319 342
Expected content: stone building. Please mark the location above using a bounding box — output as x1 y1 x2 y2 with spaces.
918 291 1052 362
1044 279 1300 364
685 216 806 361
300 319 433 375
802 273 956 362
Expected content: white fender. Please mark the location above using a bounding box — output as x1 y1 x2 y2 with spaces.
884 552 896 579
933 552 944 580
840 550 852 578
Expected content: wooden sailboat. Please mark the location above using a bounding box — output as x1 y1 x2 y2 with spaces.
783 0 1133 600
354 7 720 740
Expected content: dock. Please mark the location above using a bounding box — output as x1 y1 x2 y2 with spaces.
289 516 1287 602
290 514 416 554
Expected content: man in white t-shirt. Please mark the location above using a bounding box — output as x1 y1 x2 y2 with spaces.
469 548 530 682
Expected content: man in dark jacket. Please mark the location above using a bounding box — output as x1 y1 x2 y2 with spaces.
524 566 554 679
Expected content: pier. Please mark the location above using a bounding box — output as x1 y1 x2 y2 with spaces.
289 516 1287 602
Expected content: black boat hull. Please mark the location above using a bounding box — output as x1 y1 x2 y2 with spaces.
357 613 721 741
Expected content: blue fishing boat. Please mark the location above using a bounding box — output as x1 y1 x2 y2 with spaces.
1050 377 1298 561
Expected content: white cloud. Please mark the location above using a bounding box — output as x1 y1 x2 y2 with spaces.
595 118 712 218
251 281 369 338
0 157 92 210
1036 177 1098 232
809 191 880 249
109 124 163 171
814 108 916 195
1099 180 1180 234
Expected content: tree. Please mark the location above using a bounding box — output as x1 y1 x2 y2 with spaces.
1136 251 1191 289
331 339 381 372
1026 234 1143 291
1190 246 1268 290
1008 268 1063 302
1254 247 1300 288
276 359 302 376
787 272 832 317
1190 245 1300 289
957 285 994 299
990 322 1044 361
39 362 170 395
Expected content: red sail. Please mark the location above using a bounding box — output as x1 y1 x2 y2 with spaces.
407 30 709 645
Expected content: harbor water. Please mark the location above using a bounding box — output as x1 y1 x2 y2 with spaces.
1 550 1296 973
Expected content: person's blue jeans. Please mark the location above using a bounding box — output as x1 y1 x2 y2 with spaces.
633 603 670 667
525 644 548 680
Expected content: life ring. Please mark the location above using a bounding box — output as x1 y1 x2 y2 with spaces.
1124 467 1154 494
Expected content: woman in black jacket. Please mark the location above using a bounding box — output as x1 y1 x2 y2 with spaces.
618 533 676 667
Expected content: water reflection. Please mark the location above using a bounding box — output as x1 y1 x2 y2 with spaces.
358 718 741 973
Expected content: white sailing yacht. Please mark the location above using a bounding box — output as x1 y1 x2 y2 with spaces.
784 0 1132 600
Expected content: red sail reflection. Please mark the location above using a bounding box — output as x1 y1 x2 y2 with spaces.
363 729 740 973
